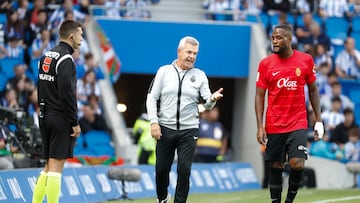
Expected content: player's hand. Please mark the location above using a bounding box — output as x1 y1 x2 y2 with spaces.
71 125 81 137
314 121 324 141
211 88 224 101
257 127 267 145
150 123 162 140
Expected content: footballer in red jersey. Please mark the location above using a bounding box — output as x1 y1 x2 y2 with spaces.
255 24 324 203
256 49 316 134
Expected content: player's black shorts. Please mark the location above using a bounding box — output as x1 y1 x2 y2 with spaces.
265 129 308 163
39 113 76 160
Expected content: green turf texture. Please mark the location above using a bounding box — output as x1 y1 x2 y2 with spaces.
101 188 360 203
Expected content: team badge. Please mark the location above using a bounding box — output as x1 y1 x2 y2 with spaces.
42 57 52 73
295 68 301 76
190 75 196 82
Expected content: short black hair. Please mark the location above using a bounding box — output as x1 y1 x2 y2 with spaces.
59 20 82 40
331 96 342 103
274 24 293 35
343 108 354 115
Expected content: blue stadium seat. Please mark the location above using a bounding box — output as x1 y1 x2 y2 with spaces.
349 89 360 105
245 14 259 23
92 8 106 16
324 17 349 41
83 130 114 156
214 13 233 21
0 58 23 79
0 14 6 24
0 71 7 92
352 16 360 33
259 12 269 28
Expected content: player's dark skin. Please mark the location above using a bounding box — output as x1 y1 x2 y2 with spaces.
255 27 322 170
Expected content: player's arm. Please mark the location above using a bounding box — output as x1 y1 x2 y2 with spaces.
308 81 323 140
255 87 267 145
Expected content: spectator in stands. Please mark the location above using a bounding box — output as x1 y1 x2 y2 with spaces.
314 44 332 67
320 81 354 112
0 0 12 14
326 72 339 86
105 0 122 19
72 48 85 68
194 106 229 163
316 62 331 96
242 0 264 15
4 35 24 60
349 0 360 16
77 69 101 111
125 0 151 19
17 0 31 21
295 0 313 14
79 103 110 134
49 0 89 39
295 12 314 52
78 0 91 15
27 9 50 45
24 0 47 27
82 52 105 80
331 108 358 145
31 29 55 60
321 96 345 136
206 0 232 20
308 22 331 51
262 0 291 13
6 63 30 90
335 37 360 79
318 0 350 18
344 126 360 162
5 9 25 44
87 93 102 115
13 76 31 110
309 132 337 160
0 88 19 109
0 125 18 169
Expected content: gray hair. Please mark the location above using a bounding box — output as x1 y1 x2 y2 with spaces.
178 36 199 49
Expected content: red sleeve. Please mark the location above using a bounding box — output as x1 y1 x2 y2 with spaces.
305 54 316 84
256 59 269 89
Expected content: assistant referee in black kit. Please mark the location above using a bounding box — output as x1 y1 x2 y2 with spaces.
32 20 82 203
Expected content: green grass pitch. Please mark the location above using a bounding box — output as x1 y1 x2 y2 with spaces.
102 188 360 203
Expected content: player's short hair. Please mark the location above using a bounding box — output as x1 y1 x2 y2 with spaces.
59 20 82 40
178 36 199 49
274 24 293 36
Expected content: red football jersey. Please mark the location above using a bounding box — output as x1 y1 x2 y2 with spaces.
256 50 316 134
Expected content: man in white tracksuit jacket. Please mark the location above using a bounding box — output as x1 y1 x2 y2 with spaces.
146 36 223 203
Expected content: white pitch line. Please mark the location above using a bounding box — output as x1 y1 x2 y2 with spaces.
309 196 360 203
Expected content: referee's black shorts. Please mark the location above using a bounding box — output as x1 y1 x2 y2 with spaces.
39 113 76 160
265 129 308 163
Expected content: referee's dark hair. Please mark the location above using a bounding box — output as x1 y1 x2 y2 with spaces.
274 24 293 36
59 20 82 40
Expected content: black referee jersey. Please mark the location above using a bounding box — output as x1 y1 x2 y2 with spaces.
37 41 78 127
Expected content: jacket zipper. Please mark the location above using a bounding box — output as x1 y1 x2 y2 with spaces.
173 65 189 131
